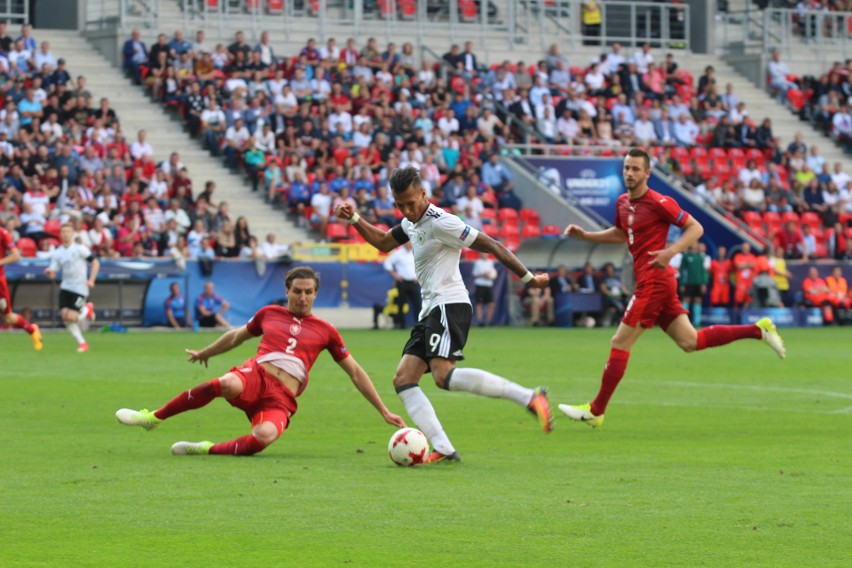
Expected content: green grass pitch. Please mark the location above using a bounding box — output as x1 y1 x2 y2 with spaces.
1 326 850 567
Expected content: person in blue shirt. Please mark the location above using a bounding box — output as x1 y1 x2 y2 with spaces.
353 166 376 194
481 153 519 210
165 282 191 329
287 172 312 225
196 281 230 328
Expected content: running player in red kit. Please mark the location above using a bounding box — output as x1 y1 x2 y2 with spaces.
115 266 405 455
0 223 43 350
558 149 786 428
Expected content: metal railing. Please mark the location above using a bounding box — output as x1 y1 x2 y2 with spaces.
0 0 29 24
85 0 160 32
719 7 852 63
84 0 689 55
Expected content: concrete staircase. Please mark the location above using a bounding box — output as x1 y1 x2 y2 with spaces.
38 28 308 246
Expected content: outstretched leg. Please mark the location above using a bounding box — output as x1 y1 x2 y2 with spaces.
433 358 552 433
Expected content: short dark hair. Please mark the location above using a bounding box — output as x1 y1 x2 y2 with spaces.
626 148 651 171
285 266 320 291
389 167 422 195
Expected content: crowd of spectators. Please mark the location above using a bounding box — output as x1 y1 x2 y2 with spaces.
0 24 295 263
123 29 541 245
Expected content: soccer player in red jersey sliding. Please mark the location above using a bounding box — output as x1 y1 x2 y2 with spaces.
0 223 43 350
558 148 786 428
115 266 406 455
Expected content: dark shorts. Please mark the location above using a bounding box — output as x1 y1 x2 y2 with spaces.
622 277 688 331
228 358 299 436
403 303 471 366
681 284 703 298
59 289 87 312
475 285 494 304
198 314 218 327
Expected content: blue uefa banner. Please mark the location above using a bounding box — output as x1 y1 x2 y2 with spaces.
526 157 624 222
522 156 757 253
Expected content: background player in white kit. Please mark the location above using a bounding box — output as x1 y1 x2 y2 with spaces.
44 224 99 352
334 167 552 464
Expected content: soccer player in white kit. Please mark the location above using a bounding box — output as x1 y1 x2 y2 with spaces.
334 167 553 464
45 223 99 352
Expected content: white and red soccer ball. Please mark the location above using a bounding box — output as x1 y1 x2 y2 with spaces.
388 428 430 466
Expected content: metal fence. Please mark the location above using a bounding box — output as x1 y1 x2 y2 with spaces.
0 0 29 24
719 6 852 63
85 0 690 54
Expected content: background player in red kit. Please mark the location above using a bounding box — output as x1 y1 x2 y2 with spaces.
709 245 732 307
0 222 42 350
115 266 405 455
558 149 786 428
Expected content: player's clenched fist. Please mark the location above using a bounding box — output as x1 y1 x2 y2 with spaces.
563 224 587 240
334 202 354 220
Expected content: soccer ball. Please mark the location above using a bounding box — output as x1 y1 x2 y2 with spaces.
388 428 430 467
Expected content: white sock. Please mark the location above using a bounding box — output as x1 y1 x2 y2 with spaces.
397 386 455 455
66 322 86 345
447 368 534 407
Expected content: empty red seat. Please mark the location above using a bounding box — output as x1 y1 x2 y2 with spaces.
801 211 822 228
480 208 497 224
44 219 62 237
482 223 499 238
708 147 726 160
781 211 800 225
741 210 762 227
541 224 561 236
519 208 540 228
521 224 541 238
16 237 37 257
764 211 782 233
498 208 519 226
690 146 708 159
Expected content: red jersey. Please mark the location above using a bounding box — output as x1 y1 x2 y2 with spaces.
710 258 731 286
246 305 349 395
0 227 15 279
614 188 690 286
733 252 756 286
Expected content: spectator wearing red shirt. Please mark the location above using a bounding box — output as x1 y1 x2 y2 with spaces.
777 221 805 260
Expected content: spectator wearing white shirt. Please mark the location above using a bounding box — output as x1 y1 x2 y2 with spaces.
260 233 289 259
806 145 825 172
34 40 56 70
831 162 850 191
631 43 653 74
556 108 579 143
767 50 795 101
583 63 606 96
673 114 698 147
738 160 763 187
437 108 460 137
328 105 353 134
129 129 153 160
831 104 852 150
604 43 625 76
633 109 657 145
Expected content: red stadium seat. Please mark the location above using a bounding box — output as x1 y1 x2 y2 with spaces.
459 0 478 22
678 157 694 176
399 0 417 19
267 0 284 14
764 211 782 234
44 219 61 237
500 224 519 240
690 146 708 159
781 211 800 225
377 0 395 18
741 210 762 227
745 148 765 164
670 146 688 160
327 223 349 241
519 208 540 228
16 237 37 257
480 208 497 224
801 212 823 229
521 224 541 238
713 159 731 183
728 148 745 160
708 147 726 161
498 208 519 226
461 248 479 261
541 224 561 236
482 223 499 238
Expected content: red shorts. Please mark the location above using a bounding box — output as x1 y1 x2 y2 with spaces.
710 283 730 306
622 276 688 331
228 358 299 436
0 275 11 315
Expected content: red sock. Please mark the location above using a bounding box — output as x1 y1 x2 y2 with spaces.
209 435 266 456
695 325 762 351
590 348 631 417
13 314 35 334
154 379 221 420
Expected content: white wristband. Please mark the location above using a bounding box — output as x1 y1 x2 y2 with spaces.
521 271 534 284
349 212 361 225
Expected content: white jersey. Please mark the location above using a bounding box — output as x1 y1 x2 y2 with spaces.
398 203 479 319
48 243 93 296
